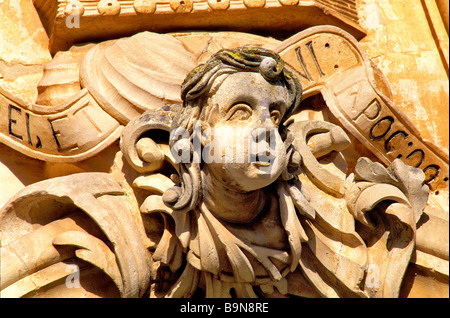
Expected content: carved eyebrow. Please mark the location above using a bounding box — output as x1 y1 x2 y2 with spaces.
222 95 257 114
224 103 253 121
225 101 252 111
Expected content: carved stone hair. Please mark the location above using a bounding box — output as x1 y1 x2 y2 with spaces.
180 47 302 126
163 47 303 212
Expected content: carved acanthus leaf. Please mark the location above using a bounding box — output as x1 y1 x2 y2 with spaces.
345 157 429 297
52 230 124 294
289 120 351 197
347 157 429 226
80 32 197 124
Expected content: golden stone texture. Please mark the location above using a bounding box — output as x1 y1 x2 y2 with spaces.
0 0 448 299
359 0 449 155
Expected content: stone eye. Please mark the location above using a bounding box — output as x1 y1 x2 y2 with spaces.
270 109 281 125
225 103 252 121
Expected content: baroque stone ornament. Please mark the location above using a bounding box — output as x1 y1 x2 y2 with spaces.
32 0 365 54
0 27 448 298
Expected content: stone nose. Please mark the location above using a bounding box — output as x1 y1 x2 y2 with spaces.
255 108 277 132
258 104 272 122
251 126 273 144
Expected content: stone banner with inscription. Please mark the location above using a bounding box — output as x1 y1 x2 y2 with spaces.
1 26 448 190
0 86 122 162
275 26 449 191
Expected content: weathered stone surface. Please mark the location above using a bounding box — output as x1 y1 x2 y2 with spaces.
0 0 448 299
0 0 51 103
32 0 365 54
0 172 151 298
358 0 449 155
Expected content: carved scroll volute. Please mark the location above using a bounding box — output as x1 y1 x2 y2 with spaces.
288 120 351 197
120 105 180 174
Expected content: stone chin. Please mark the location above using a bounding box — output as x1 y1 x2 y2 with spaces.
217 149 287 192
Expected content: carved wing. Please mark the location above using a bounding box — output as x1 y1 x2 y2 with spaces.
79 32 198 124
0 173 151 298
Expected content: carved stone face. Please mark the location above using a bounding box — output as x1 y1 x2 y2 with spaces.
201 71 289 192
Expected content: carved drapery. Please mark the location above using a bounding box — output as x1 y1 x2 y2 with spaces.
118 101 429 298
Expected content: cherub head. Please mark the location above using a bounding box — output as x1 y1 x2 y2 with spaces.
163 47 302 220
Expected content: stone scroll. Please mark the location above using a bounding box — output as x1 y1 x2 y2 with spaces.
0 87 122 162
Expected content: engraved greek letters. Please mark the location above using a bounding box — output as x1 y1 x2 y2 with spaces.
26 113 32 146
363 100 381 120
48 118 63 152
306 41 325 77
48 117 78 153
423 164 440 184
279 29 448 191
384 131 408 154
295 45 312 81
1 90 122 160
5 103 43 148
